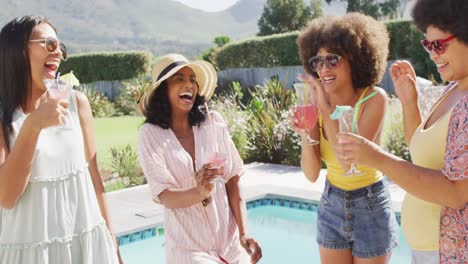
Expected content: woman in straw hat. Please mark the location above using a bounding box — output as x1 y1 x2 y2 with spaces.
137 53 262 264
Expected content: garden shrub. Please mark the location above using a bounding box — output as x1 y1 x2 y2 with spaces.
211 84 250 160
59 51 151 83
243 78 299 165
381 97 411 161
114 78 152 116
77 84 115 117
109 144 144 187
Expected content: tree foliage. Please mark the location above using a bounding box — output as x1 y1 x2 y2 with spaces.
257 0 313 36
310 0 323 18
214 35 231 48
329 0 401 20
201 35 232 65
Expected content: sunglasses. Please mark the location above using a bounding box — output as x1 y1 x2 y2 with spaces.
420 35 455 55
29 36 67 60
308 54 343 72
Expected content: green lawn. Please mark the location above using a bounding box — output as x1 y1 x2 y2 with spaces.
94 116 144 168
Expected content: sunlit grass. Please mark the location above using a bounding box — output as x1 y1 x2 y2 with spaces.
94 116 144 168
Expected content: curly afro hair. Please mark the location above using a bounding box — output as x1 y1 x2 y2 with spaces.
297 13 389 89
412 0 468 44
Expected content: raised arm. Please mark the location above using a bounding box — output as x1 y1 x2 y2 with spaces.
0 98 68 209
390 60 422 144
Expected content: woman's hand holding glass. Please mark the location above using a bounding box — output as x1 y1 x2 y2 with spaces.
28 96 69 131
336 133 385 169
291 80 320 145
194 163 224 198
298 73 334 116
337 107 365 176
43 79 74 129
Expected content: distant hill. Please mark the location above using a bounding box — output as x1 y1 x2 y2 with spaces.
0 0 266 57
0 0 412 58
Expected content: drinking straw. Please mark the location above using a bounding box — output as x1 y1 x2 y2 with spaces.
55 72 61 91
204 102 217 148
351 91 378 133
204 102 213 125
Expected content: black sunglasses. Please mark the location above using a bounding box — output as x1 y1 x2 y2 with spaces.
307 54 342 72
29 36 67 61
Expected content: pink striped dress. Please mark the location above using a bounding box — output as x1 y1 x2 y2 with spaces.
137 112 249 264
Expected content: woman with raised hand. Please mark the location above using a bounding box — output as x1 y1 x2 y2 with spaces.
294 13 397 264
137 53 262 264
0 16 122 263
336 0 467 263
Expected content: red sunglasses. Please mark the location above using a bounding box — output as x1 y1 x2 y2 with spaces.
420 35 456 55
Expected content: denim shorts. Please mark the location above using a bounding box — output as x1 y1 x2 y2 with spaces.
316 180 399 258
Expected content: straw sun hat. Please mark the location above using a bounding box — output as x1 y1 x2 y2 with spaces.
139 53 218 113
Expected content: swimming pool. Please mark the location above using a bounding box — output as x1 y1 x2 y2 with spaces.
119 197 411 263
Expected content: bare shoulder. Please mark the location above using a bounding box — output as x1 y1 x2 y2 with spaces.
366 86 388 105
370 86 388 99
73 90 91 109
73 90 93 123
359 86 387 119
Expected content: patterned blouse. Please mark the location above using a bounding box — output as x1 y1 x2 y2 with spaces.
440 92 468 264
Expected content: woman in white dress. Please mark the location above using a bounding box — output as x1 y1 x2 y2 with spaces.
0 16 122 263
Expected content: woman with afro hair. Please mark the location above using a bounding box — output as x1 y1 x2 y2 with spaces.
294 13 398 264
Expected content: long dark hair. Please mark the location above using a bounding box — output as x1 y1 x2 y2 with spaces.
0 15 56 151
143 81 206 128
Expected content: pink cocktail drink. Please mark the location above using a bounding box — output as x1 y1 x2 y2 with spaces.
43 79 74 130
206 152 227 184
294 104 319 132
338 138 351 144
207 152 227 169
48 89 70 100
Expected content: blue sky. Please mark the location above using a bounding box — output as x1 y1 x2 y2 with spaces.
172 0 239 12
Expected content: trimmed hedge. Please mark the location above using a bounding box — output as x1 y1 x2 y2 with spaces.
214 32 300 69
59 51 151 83
214 20 439 80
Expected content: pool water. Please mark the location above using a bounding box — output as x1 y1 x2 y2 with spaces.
119 203 411 263
248 205 411 263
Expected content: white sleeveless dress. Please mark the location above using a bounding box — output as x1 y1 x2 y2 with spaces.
0 92 118 263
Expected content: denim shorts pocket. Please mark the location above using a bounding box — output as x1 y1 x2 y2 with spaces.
367 188 392 212
319 192 333 208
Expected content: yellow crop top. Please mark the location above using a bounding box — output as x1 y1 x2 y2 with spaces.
319 87 383 191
